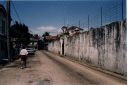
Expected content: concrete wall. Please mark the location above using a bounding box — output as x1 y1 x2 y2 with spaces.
48 40 61 54
48 20 127 76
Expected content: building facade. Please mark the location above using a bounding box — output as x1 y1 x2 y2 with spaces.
0 4 8 63
61 26 83 36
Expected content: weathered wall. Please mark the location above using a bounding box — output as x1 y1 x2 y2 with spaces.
48 20 127 77
48 40 61 54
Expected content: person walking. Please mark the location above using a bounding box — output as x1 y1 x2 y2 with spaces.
19 46 28 69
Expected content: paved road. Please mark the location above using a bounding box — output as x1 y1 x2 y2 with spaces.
0 51 126 85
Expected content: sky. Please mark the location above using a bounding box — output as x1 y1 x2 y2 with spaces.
0 0 126 35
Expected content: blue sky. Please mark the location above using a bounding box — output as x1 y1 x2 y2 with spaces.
0 0 126 35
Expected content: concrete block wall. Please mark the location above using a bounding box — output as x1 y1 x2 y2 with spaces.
48 20 127 76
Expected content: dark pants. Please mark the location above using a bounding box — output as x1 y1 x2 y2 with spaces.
21 55 27 68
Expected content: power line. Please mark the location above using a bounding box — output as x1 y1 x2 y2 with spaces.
11 1 21 23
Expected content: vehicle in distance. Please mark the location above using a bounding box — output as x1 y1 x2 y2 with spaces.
26 48 36 55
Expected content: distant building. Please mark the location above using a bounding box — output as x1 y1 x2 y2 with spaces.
61 26 83 36
0 4 8 63
61 26 68 34
28 34 39 49
42 35 59 50
29 38 38 49
45 35 58 41
68 26 83 36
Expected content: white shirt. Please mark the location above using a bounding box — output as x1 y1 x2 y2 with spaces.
20 49 28 55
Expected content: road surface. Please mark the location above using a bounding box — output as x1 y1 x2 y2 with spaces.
0 51 126 85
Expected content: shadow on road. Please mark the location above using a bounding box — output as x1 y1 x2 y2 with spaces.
2 55 36 69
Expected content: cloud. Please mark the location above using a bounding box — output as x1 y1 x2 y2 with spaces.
31 26 61 36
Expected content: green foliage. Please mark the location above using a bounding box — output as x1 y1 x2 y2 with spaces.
42 32 50 42
10 21 31 45
42 32 50 37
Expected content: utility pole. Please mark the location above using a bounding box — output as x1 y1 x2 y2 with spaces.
88 15 90 31
101 7 102 27
6 0 11 62
121 0 124 20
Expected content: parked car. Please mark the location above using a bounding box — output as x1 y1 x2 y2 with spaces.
26 48 36 55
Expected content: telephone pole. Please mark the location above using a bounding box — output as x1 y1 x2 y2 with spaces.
101 7 102 27
88 15 90 31
6 0 11 62
121 0 124 20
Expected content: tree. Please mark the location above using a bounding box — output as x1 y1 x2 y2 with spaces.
42 32 50 50
42 32 50 37
10 21 31 46
42 32 50 42
33 34 39 39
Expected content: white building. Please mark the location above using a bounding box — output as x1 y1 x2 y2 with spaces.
61 26 83 36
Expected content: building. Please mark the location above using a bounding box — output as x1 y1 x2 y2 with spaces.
61 26 68 34
45 35 58 41
67 26 83 36
0 4 8 63
29 37 38 49
61 26 83 36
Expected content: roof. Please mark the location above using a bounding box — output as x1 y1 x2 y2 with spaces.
45 36 58 41
61 26 68 31
68 26 83 31
62 26 67 29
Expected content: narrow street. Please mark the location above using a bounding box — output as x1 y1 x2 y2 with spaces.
0 51 126 85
